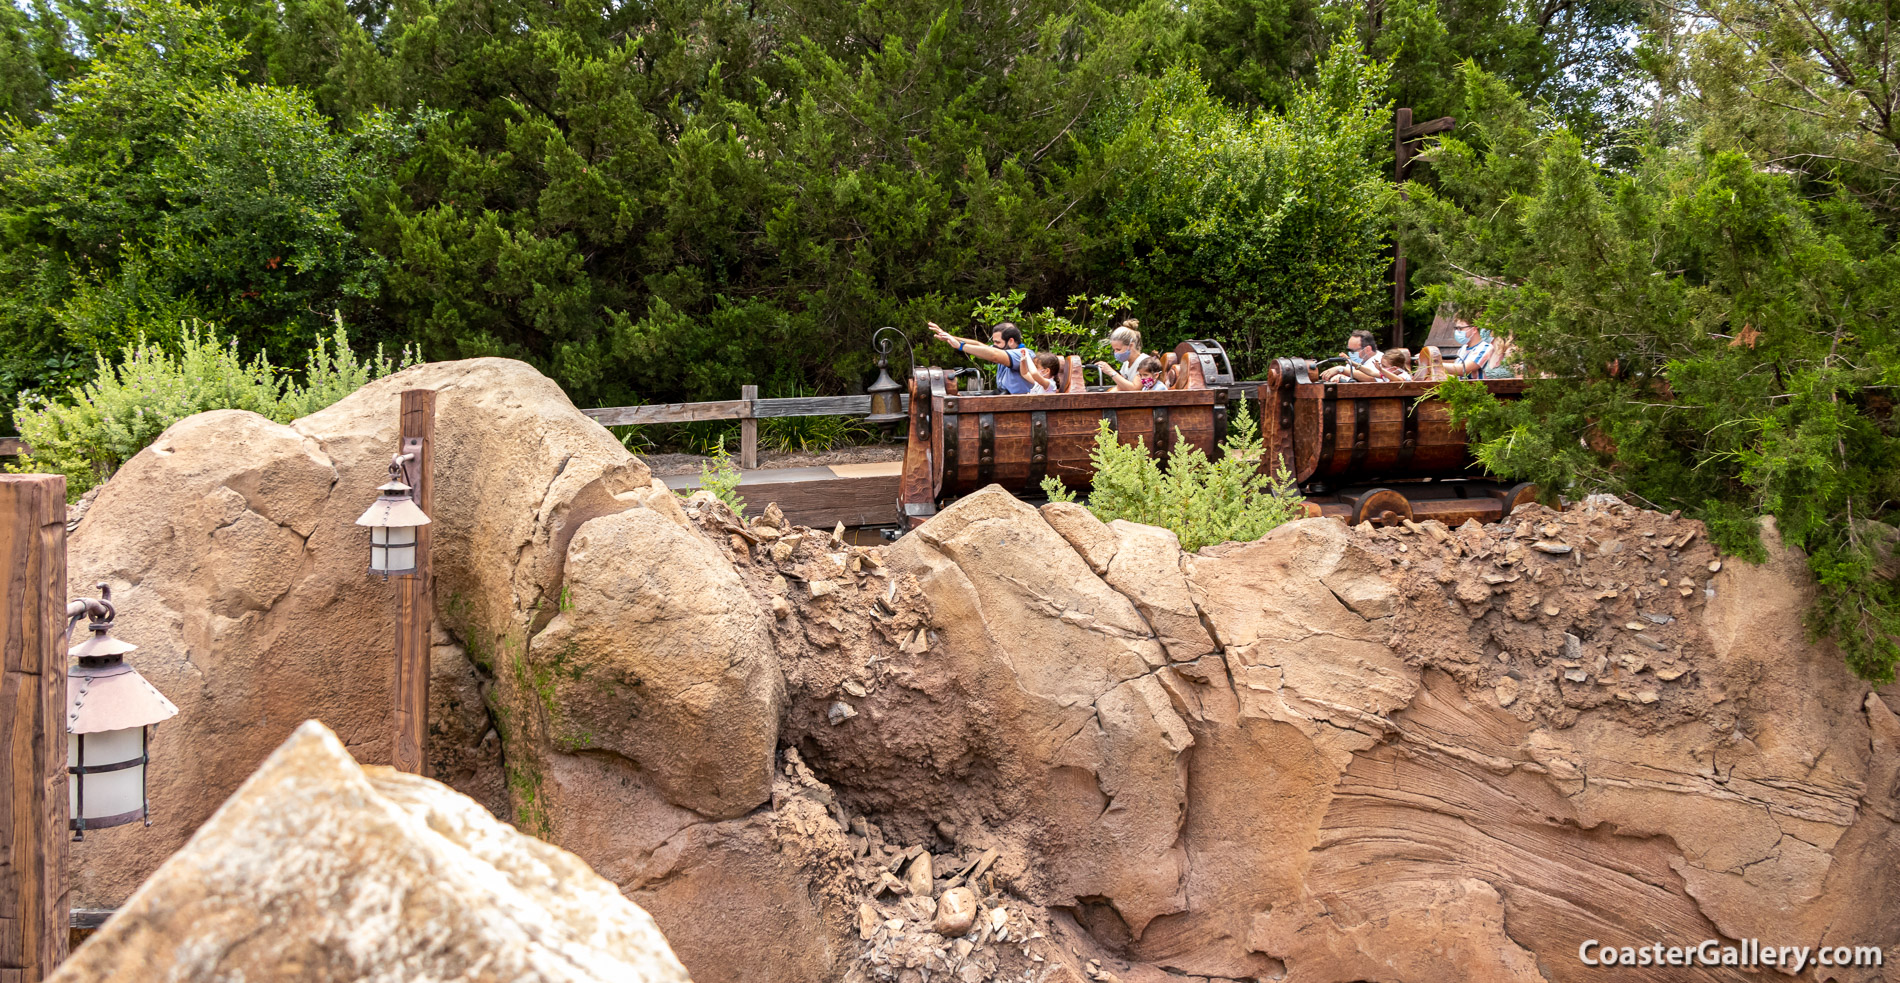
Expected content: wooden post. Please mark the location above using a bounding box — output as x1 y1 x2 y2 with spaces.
1392 108 1456 350
0 475 69 982
392 390 434 775
1392 107 1413 349
739 385 759 470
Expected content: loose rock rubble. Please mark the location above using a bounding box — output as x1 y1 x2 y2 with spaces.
1358 499 1731 731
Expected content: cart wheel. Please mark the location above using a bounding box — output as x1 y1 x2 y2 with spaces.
1497 481 1540 517
1351 488 1414 527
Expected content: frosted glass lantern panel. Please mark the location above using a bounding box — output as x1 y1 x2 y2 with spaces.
69 727 146 823
370 525 417 573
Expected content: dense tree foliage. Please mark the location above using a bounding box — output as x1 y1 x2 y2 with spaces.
0 0 405 408
1 0 1647 416
1402 63 1900 680
3 0 1896 675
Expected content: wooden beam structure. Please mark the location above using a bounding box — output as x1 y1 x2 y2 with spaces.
661 464 903 529
392 391 434 776
0 438 30 458
1392 108 1455 349
0 474 69 983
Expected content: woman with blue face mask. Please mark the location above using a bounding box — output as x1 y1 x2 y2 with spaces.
1095 320 1147 391
1446 321 1495 379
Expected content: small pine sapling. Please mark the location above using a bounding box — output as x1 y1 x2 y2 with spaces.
694 436 748 515
1041 399 1304 552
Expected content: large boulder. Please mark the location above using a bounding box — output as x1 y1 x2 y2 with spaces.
50 720 691 983
883 487 1193 939
867 502 1900 982
65 358 683 903
527 507 781 821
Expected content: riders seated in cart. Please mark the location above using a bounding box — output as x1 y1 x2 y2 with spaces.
1320 330 1383 382
927 321 1038 394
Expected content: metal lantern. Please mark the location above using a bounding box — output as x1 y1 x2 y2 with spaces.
66 586 177 840
865 326 912 427
355 452 431 577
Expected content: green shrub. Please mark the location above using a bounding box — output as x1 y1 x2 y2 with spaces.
10 314 413 498
690 436 747 515
1043 399 1305 552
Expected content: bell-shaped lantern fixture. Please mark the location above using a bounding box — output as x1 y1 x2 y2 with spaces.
355 452 431 577
66 585 178 840
864 326 912 428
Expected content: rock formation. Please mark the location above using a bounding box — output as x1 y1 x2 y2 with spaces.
50 720 690 983
64 358 693 902
65 358 1900 983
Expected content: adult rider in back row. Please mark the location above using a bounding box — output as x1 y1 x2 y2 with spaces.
928 321 1037 395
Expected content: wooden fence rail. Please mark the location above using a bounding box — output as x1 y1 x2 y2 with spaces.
579 394 909 427
579 384 1269 429
581 392 917 470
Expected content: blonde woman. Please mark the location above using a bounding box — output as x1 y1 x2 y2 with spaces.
1094 319 1143 388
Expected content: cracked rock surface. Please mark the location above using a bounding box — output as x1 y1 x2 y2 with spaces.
66 359 1900 983
52 721 691 983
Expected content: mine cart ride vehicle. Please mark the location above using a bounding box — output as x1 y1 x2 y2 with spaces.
895 340 1538 530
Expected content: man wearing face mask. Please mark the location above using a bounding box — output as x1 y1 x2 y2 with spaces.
1321 329 1382 382
1446 320 1494 379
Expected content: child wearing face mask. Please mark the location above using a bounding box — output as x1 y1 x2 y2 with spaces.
1133 355 1167 390
1024 352 1065 393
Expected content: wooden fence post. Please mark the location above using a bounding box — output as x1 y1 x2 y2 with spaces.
392 390 434 775
739 385 759 470
0 475 69 982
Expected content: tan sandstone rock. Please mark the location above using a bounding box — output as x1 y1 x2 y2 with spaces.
886 487 1190 938
1040 501 1119 575
71 375 1900 983
527 507 780 820
1102 520 1217 662
1186 518 1416 770
50 720 690 983
65 358 668 904
934 886 979 936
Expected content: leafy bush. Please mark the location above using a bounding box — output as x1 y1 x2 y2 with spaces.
11 315 413 498
1084 52 1394 374
1043 399 1306 552
0 0 410 429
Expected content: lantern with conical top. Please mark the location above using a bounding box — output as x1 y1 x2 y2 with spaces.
66 585 178 839
355 452 431 577
865 326 911 427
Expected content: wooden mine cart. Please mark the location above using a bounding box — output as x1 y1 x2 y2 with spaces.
895 345 1538 529
1258 357 1538 527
